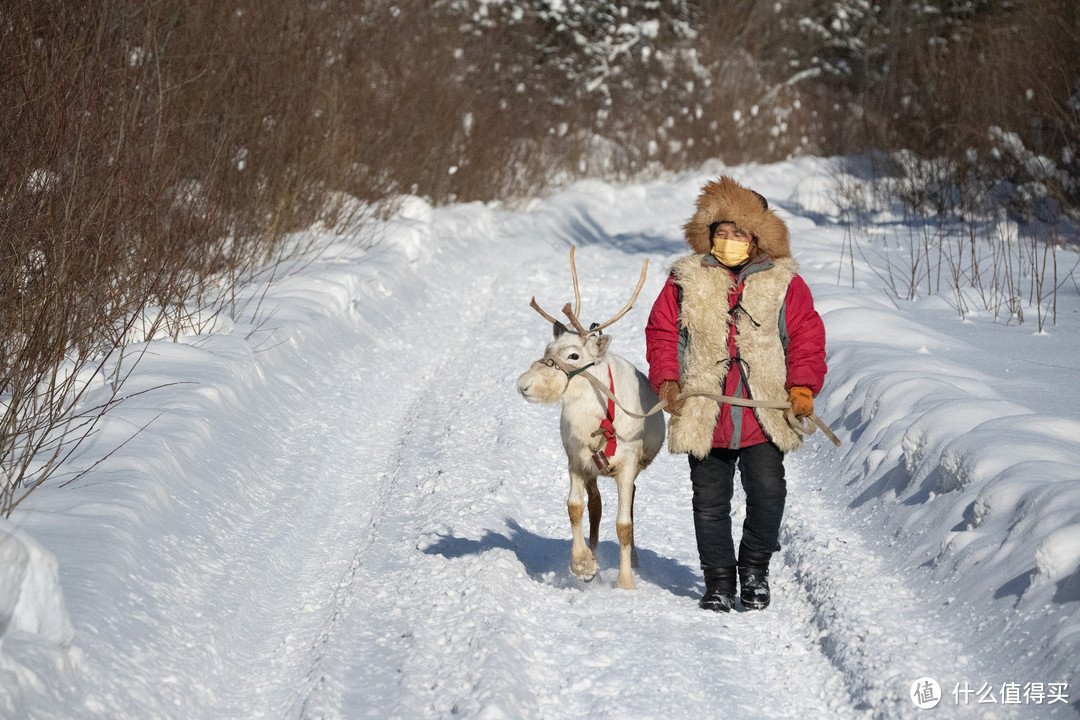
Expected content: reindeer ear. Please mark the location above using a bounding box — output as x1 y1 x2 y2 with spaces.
594 333 613 355
553 321 569 339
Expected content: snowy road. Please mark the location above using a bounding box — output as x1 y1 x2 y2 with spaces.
12 163 1079 719
210 211 865 719
288 217 862 720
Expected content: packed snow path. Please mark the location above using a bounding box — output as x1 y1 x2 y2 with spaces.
12 163 1080 719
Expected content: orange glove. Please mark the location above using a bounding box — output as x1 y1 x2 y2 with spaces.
788 386 814 419
659 380 684 417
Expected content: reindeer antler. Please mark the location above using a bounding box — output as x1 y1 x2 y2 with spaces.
529 247 649 336
569 246 581 319
586 258 649 334
529 296 562 325
561 303 589 335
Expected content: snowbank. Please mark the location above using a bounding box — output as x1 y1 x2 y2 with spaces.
0 519 76 716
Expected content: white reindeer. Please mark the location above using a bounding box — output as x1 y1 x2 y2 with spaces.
517 249 665 589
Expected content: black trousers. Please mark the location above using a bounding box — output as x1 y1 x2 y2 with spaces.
688 442 786 571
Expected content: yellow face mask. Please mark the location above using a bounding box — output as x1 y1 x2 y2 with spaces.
711 236 751 267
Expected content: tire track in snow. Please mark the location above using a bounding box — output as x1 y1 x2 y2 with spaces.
781 442 1035 719
307 292 566 715
289 242 543 717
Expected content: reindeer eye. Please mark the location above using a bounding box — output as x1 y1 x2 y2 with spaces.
568 353 580 361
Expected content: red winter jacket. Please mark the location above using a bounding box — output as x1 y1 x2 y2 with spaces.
645 256 827 450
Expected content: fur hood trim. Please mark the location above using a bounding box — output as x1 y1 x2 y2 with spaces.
682 176 791 259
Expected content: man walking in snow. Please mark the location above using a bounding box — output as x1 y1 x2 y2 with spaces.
645 176 827 612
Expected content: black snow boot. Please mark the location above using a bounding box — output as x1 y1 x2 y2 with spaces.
699 566 737 613
738 547 772 610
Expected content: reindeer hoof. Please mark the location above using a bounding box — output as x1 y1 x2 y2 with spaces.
570 554 598 581
616 575 637 590
570 565 597 582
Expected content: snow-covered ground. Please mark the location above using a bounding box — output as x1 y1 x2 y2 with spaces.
2 158 1079 719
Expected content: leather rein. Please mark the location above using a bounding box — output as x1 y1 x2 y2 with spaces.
543 353 842 447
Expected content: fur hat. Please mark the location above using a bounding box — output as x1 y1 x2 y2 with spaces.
682 176 791 259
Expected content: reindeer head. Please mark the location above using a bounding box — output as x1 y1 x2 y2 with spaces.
517 325 614 404
517 247 647 404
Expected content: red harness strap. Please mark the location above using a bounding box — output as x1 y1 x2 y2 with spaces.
598 366 617 457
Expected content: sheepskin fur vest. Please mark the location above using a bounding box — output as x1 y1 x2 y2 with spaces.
668 254 802 457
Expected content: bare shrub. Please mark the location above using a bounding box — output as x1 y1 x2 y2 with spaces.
0 1 384 512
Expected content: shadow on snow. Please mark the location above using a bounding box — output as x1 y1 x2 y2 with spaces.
422 518 700 599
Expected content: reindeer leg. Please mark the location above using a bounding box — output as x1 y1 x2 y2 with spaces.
585 475 601 553
614 468 637 590
630 483 639 568
568 468 598 581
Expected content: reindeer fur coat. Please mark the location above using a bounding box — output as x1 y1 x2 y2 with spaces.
645 177 827 458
